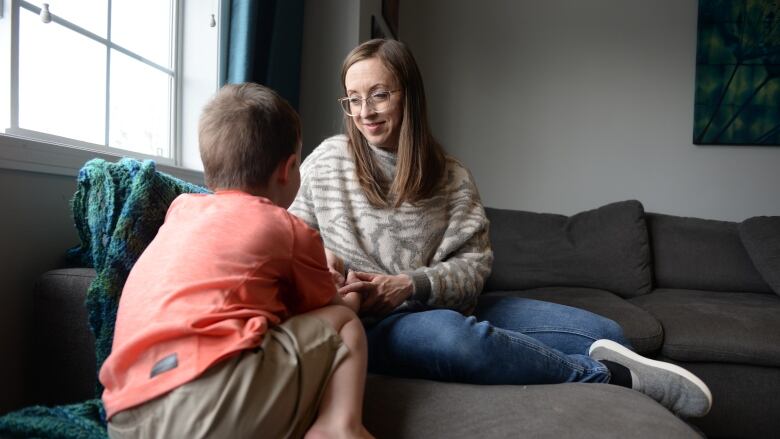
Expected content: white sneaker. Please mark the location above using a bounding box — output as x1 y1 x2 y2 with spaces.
589 339 713 418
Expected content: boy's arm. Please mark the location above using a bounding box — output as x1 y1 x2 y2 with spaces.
331 291 361 314
325 248 347 287
288 218 340 314
287 213 365 316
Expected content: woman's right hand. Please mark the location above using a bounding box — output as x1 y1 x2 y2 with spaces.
338 271 413 317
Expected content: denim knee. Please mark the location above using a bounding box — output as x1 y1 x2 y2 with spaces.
593 315 632 348
374 309 496 379
422 311 509 378
396 309 490 355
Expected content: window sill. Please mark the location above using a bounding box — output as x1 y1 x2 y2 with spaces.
0 132 205 185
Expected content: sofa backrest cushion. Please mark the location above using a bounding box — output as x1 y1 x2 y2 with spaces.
485 200 652 298
739 216 780 296
648 213 772 293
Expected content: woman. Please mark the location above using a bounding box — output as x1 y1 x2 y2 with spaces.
289 39 711 418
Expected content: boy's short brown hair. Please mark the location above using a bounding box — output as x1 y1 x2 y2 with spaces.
199 83 300 190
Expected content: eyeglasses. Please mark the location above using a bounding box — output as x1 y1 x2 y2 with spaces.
338 90 400 116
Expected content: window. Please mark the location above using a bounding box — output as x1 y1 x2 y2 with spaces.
0 0 224 175
11 0 177 161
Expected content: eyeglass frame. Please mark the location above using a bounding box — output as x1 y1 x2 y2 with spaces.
337 90 401 116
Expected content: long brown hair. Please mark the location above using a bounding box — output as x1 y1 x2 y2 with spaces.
341 39 446 207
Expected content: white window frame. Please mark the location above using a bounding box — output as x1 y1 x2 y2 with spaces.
0 0 225 183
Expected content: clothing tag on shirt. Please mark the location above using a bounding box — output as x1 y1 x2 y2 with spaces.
150 353 178 378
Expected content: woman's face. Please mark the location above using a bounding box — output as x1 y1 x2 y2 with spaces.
344 57 403 151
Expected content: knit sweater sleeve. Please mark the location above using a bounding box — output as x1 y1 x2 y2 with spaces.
404 163 494 313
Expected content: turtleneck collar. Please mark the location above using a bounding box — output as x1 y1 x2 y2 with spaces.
368 143 397 161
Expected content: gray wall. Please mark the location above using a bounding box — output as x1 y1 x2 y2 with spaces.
299 0 360 156
401 0 780 221
299 0 389 156
0 169 79 413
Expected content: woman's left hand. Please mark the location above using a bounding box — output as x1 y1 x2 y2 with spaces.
337 271 413 316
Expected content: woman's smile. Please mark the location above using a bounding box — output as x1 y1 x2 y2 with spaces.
362 120 386 133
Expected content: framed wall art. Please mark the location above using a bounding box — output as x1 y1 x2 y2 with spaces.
694 0 780 145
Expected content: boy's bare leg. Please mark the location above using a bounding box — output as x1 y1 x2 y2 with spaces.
305 305 374 439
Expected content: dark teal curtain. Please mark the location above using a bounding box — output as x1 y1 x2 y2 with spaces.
225 0 305 109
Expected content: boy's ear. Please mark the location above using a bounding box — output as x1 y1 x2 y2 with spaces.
275 154 297 184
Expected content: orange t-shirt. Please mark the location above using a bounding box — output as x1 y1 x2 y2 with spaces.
99 190 336 419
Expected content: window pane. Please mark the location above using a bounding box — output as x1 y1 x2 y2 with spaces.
19 9 106 145
109 50 172 158
27 0 108 38
111 0 173 68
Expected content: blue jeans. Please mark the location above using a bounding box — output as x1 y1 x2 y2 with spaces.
365 295 631 385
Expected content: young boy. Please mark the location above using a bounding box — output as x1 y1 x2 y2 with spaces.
99 83 373 439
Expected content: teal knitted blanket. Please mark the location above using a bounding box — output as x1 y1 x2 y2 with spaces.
0 158 207 438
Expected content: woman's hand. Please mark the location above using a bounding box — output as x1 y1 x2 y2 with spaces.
324 248 346 287
338 271 414 317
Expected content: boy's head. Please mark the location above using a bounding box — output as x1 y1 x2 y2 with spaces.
199 83 301 200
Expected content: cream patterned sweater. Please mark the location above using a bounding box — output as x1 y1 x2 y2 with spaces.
289 135 493 313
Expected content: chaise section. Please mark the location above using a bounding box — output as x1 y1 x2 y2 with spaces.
364 376 700 439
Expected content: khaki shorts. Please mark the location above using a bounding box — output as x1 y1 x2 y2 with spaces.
108 313 348 439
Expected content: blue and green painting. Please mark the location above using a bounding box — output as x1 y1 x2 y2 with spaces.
694 0 780 145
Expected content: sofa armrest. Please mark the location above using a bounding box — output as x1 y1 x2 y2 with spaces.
33 268 97 406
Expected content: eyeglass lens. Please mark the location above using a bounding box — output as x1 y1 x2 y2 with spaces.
341 92 392 116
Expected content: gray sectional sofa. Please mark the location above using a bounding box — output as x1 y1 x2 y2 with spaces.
483 201 780 439
7 200 780 438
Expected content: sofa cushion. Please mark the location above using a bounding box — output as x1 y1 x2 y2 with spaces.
485 200 652 298
630 289 780 367
739 215 780 296
481 288 662 354
647 213 772 293
364 375 700 438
